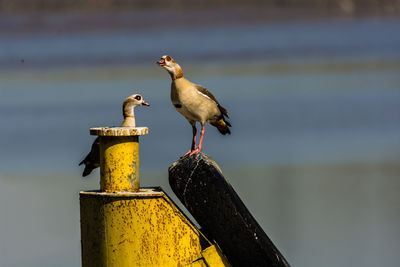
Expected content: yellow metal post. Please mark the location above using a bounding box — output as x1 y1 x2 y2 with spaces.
80 126 230 267
90 127 148 192
100 136 139 191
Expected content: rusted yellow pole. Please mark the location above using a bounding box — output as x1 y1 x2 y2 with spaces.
80 126 230 267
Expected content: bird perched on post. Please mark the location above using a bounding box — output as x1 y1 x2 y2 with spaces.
157 55 231 156
79 94 150 177
120 94 150 127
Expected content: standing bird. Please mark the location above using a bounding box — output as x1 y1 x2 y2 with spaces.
157 55 231 156
79 94 150 177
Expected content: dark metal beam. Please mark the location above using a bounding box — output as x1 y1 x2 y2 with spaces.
169 153 290 267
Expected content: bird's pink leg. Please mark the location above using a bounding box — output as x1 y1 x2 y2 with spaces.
182 124 197 157
191 124 197 151
190 124 204 155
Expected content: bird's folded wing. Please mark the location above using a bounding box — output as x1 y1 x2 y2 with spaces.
194 84 229 118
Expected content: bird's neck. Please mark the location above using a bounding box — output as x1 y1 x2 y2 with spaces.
121 116 136 127
169 64 183 81
122 105 136 127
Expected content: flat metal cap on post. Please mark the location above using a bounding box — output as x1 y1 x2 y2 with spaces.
90 126 148 136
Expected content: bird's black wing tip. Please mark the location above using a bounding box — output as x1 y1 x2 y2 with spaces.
218 127 231 135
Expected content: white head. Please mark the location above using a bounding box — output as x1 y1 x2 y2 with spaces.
157 55 183 80
123 94 150 117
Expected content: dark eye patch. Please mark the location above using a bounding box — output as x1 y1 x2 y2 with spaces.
166 56 171 61
135 95 141 100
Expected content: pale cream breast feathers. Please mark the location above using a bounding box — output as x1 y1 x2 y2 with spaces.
171 78 220 123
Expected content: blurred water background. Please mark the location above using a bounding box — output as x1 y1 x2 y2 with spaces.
1 3 400 267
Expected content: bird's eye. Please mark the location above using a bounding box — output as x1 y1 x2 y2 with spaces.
135 95 141 101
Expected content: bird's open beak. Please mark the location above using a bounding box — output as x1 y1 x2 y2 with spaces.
142 100 150 106
157 58 165 66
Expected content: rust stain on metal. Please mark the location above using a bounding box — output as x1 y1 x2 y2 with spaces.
99 136 140 192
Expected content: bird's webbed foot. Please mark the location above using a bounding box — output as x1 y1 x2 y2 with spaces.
189 148 201 156
181 146 199 158
181 150 192 158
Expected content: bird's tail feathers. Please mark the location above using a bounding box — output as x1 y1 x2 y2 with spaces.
79 138 100 177
82 164 96 177
224 117 232 127
211 117 231 135
218 105 229 118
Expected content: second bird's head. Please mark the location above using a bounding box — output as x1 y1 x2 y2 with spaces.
124 94 150 107
123 94 150 115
